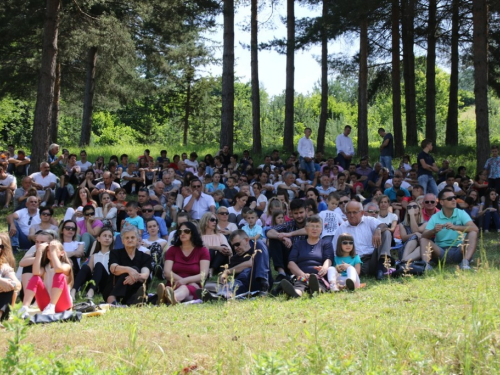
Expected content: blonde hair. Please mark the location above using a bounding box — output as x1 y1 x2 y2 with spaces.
199 212 219 235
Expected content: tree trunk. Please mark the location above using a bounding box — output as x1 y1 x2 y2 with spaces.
251 0 262 154
80 46 98 146
401 0 418 147
221 0 235 150
50 61 61 144
392 0 404 157
283 0 295 153
357 16 369 157
425 0 437 144
473 0 490 171
446 0 459 146
317 0 328 154
31 0 60 173
183 67 193 145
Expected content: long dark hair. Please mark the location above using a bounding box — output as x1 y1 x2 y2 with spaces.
58 220 77 241
93 227 114 254
484 188 500 209
335 233 356 258
41 241 74 288
173 221 204 248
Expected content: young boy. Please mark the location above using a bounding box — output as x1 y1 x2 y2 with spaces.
123 201 144 237
318 192 343 244
224 177 238 205
241 209 263 241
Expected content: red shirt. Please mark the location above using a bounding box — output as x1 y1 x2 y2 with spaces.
164 246 210 281
422 207 440 222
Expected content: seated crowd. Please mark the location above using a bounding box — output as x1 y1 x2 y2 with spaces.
0 139 498 322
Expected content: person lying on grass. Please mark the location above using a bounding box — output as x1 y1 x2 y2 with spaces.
19 240 74 317
280 215 333 298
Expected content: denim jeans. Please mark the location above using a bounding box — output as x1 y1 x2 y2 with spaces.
380 156 393 176
299 157 315 180
418 174 438 195
483 210 500 231
10 221 31 250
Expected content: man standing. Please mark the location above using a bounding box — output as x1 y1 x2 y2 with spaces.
0 166 16 209
420 189 478 270
378 128 394 174
417 139 439 195
333 201 391 280
7 196 41 251
30 162 57 207
484 145 500 194
297 127 315 179
335 125 355 169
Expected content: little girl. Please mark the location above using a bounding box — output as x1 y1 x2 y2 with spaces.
327 233 362 292
71 227 114 300
19 240 74 316
93 156 105 178
271 210 285 226
483 188 500 232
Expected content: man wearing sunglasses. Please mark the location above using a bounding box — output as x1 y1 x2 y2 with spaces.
422 193 440 222
421 189 478 270
7 196 41 252
184 178 215 220
141 203 168 240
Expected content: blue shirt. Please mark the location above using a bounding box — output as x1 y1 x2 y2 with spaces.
142 216 168 239
384 187 410 202
125 216 144 231
334 255 362 277
425 208 473 247
289 238 334 275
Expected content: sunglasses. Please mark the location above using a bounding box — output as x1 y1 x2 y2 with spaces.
179 229 192 235
367 210 379 214
443 196 457 201
209 218 218 223
85 212 95 216
41 212 52 216
342 241 354 245
218 212 229 215
63 226 76 231
231 242 241 248
339 201 349 205
142 209 154 213
424 200 436 204
407 205 418 209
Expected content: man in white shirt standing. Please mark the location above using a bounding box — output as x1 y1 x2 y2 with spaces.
30 162 57 207
335 125 355 170
297 127 315 180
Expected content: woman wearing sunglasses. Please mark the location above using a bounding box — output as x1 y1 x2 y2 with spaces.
58 220 85 277
158 221 209 305
28 207 58 243
398 202 426 262
77 205 103 256
199 212 232 277
216 207 238 237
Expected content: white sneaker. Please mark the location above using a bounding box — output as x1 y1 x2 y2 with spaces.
459 259 471 270
42 304 56 315
18 306 30 319
329 283 339 292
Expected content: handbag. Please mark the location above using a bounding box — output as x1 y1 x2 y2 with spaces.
29 310 82 325
393 260 427 277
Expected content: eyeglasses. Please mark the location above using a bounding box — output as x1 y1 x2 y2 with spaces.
41 212 52 216
346 211 360 215
367 210 379 214
407 205 419 209
218 212 229 215
63 226 76 231
209 218 218 223
443 196 457 201
342 241 354 245
424 200 436 204
142 209 154 213
85 212 95 216
231 242 241 248
179 229 192 235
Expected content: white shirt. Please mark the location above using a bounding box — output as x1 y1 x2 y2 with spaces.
16 208 41 236
335 134 355 156
385 179 412 190
30 172 57 190
333 216 381 256
183 193 215 220
318 209 343 237
297 136 314 158
93 251 110 274
377 212 398 227
0 173 16 190
184 159 199 169
437 181 462 193
76 160 92 172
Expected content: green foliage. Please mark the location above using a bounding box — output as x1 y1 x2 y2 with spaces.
92 111 138 146
0 96 34 148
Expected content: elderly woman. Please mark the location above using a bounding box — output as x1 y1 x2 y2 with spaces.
104 224 152 306
199 212 232 277
280 216 334 298
157 221 210 305
0 234 22 326
398 202 426 262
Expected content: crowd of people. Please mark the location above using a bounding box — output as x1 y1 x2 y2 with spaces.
0 128 499 323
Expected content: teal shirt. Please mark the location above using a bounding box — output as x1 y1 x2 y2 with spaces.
425 208 473 248
334 255 362 277
125 216 144 231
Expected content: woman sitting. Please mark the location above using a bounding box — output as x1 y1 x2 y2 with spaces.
19 240 74 316
63 186 97 222
142 218 169 277
58 220 85 276
28 207 58 244
53 153 80 207
398 202 426 262
280 216 333 298
158 221 210 305
0 234 21 326
216 206 238 238
104 224 152 306
71 227 113 300
95 192 118 231
228 192 248 221
199 212 232 277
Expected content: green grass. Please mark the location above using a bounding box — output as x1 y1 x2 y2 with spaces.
1 236 499 373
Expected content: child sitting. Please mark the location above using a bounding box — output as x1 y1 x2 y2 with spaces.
242 209 264 241
327 233 362 292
